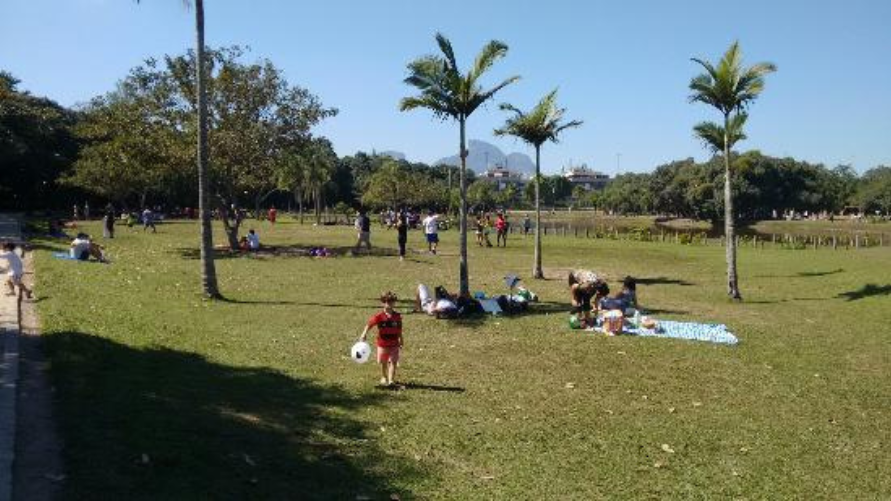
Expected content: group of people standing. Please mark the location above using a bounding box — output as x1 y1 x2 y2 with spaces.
355 208 441 260
474 212 512 248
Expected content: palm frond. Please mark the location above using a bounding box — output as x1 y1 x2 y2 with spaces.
468 40 509 84
434 32 458 71
466 75 520 114
494 89 581 147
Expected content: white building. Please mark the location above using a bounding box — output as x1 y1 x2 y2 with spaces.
563 165 610 191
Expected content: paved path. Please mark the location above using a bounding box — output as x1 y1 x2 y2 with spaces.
0 214 23 501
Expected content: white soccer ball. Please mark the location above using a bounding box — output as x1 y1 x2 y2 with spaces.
350 341 371 364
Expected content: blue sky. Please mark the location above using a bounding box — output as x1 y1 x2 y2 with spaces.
3 0 890 174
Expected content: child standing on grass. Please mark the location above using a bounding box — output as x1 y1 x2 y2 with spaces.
360 292 403 386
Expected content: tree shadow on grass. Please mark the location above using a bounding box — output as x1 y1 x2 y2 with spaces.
216 297 298 306
836 284 891 302
754 268 845 279
43 331 419 500
173 245 401 261
387 382 465 393
635 276 695 286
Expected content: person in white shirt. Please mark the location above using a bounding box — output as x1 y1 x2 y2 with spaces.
414 284 457 318
2 242 33 299
246 229 260 250
69 233 106 262
421 210 439 254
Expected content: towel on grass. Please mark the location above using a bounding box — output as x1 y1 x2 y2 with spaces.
627 320 738 346
52 252 80 260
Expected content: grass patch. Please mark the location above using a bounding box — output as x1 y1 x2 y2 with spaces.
32 218 891 499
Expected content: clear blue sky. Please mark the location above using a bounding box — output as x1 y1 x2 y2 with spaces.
3 0 890 174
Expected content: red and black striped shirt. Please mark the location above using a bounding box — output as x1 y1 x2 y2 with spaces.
367 311 402 348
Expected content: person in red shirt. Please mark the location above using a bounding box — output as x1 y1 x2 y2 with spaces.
267 206 277 224
495 212 508 247
360 291 403 386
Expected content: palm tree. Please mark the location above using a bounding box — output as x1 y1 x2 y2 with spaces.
302 144 335 225
495 89 582 279
137 0 220 298
400 33 519 297
690 41 775 300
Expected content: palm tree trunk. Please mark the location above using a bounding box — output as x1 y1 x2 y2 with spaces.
195 0 220 298
314 188 322 225
724 113 741 300
458 117 469 297
533 145 543 279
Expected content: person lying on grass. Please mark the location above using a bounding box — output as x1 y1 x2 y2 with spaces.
568 270 609 329
414 284 458 318
360 291 403 387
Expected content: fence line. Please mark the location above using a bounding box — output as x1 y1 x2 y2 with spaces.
505 223 889 251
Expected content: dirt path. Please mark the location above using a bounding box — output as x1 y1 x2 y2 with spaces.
12 244 64 499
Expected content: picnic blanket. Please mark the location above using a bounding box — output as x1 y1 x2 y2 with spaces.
52 252 80 260
626 320 738 346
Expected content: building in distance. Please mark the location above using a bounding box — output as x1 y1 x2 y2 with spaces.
563 164 610 191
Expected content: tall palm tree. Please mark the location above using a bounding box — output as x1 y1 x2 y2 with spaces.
689 41 775 300
400 33 519 297
495 89 582 279
137 0 220 298
302 144 335 225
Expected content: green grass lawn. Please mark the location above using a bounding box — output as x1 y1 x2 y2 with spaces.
32 218 891 499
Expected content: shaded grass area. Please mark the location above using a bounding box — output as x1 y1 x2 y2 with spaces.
33 218 891 499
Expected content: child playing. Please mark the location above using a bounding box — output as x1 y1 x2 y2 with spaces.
1 243 33 299
360 291 403 386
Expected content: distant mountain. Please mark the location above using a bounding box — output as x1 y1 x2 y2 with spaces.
434 140 534 176
505 152 535 174
378 150 406 161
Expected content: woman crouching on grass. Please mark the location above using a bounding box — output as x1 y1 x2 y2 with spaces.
360 291 403 387
568 270 609 329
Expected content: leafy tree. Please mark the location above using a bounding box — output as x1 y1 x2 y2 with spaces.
68 65 189 207
495 90 581 278
690 41 776 300
857 166 891 214
300 138 338 225
467 180 496 211
135 0 220 298
0 71 79 210
400 32 519 296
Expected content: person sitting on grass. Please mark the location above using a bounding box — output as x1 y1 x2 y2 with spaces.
414 284 458 318
1 242 33 299
568 270 609 329
70 233 107 262
246 229 260 251
620 276 638 313
359 291 403 387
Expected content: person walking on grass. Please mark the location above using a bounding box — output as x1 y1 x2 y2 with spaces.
359 291 403 387
496 212 508 247
523 215 531 237
103 204 115 239
268 206 277 224
354 209 372 252
1 242 33 300
422 210 440 254
396 209 409 261
142 207 156 233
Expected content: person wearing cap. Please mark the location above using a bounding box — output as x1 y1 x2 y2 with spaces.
568 269 609 329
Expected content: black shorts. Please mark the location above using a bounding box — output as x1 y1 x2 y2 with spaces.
571 298 592 314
